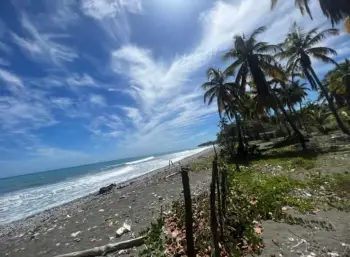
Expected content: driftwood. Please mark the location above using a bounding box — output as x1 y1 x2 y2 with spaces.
165 171 179 180
54 236 145 257
210 158 220 257
180 166 196 257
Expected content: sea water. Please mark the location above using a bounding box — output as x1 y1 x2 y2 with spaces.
0 147 210 225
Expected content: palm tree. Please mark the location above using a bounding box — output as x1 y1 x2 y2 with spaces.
324 59 350 107
275 80 309 129
306 107 332 134
271 0 350 32
223 26 307 149
201 68 245 155
279 24 350 135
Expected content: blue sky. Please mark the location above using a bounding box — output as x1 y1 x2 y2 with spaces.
0 0 349 178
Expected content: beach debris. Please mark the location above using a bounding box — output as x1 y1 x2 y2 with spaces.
327 252 340 257
98 209 104 212
56 243 60 246
118 249 130 255
53 236 145 257
30 232 40 240
116 222 131 237
66 214 71 218
89 238 97 243
74 238 81 242
98 184 116 195
71 231 81 238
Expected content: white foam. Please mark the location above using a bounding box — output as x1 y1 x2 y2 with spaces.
125 156 155 165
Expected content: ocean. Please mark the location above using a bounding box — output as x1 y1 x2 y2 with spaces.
0 147 210 225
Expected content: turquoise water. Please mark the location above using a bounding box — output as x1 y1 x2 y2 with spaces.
0 147 209 225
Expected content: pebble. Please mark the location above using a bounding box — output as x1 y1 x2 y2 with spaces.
74 238 81 242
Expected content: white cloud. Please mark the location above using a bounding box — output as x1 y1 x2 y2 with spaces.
88 114 123 137
81 0 142 19
66 73 96 87
0 68 24 94
50 97 74 110
89 94 107 106
0 96 56 131
80 0 142 43
0 68 23 87
12 14 78 66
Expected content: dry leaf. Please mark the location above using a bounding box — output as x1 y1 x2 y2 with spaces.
254 226 263 234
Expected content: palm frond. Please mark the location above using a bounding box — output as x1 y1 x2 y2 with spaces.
201 81 214 90
310 53 338 66
307 28 339 46
256 44 283 54
204 87 217 104
308 46 338 56
224 58 242 76
250 26 267 40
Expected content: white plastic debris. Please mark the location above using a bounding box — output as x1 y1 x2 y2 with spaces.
327 252 340 257
71 231 81 237
116 222 131 237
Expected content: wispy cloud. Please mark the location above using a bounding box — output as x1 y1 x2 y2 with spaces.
66 73 97 87
12 14 78 66
0 68 24 93
80 0 142 43
89 94 107 106
88 114 123 138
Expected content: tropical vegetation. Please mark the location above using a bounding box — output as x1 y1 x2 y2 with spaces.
201 23 350 158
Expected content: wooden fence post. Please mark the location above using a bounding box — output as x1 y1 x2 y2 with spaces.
180 166 195 257
210 158 220 257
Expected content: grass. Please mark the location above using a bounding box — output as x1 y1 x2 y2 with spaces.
188 156 212 172
139 145 350 256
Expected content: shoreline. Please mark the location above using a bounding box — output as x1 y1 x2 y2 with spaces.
0 147 211 228
0 147 215 257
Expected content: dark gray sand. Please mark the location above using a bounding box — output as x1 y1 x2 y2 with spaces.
0 148 215 257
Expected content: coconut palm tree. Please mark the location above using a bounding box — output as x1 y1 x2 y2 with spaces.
201 68 245 155
324 59 350 107
306 106 332 134
271 0 350 32
278 24 350 135
223 26 307 149
274 80 309 129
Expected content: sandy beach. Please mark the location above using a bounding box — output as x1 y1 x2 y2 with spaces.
0 147 215 257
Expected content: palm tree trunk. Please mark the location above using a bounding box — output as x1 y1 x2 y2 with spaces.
233 111 245 157
309 67 350 135
272 93 307 149
274 108 292 136
299 102 310 133
344 74 350 108
290 104 303 129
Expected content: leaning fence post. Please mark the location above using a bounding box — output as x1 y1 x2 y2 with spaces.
210 158 220 257
180 166 196 257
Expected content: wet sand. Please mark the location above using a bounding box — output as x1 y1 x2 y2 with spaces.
0 147 215 257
